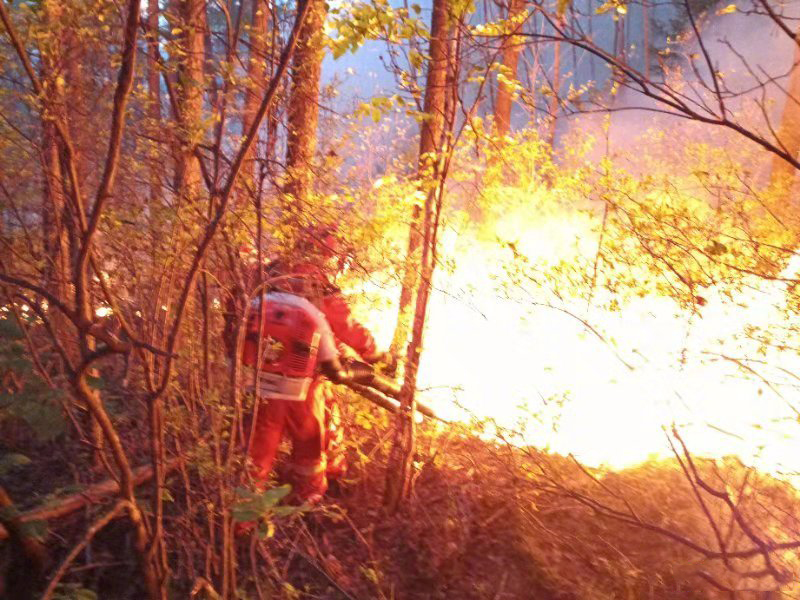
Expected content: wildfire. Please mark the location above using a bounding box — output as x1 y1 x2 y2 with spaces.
352 205 800 482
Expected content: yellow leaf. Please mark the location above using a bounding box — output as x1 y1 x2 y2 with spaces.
717 3 737 14
595 0 614 14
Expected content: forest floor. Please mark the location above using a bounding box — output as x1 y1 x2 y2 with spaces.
3 388 796 599
267 425 560 600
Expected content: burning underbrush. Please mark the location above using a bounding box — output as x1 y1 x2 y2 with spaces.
344 124 800 478
3 383 798 599
242 392 800 599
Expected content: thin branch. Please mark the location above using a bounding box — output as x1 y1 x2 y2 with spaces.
151 0 313 400
41 501 131 600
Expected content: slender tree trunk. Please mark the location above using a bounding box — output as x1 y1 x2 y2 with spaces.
611 11 626 89
642 0 650 80
388 0 451 364
39 0 74 317
494 0 525 136
588 0 596 81
42 123 71 309
444 26 458 137
283 0 327 205
39 0 106 462
243 0 269 186
265 0 281 175
384 0 451 512
548 23 562 147
528 40 541 122
147 0 162 205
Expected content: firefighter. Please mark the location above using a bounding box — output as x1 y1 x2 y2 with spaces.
241 226 384 503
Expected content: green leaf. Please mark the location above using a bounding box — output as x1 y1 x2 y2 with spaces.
53 584 98 600
232 484 295 522
10 398 66 442
0 452 31 476
267 483 292 499
272 505 301 518
19 519 47 540
231 507 261 523
0 504 20 522
408 49 423 70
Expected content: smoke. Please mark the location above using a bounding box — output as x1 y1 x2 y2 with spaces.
567 2 800 180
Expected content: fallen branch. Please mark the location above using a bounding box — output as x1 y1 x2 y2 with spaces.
0 461 178 542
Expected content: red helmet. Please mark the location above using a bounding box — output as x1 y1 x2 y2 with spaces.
297 224 339 260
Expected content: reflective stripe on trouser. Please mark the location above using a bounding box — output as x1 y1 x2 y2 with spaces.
248 378 329 499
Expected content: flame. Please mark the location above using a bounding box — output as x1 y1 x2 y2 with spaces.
352 206 800 482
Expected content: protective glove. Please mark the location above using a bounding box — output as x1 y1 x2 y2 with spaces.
362 351 398 376
361 350 387 365
319 357 352 384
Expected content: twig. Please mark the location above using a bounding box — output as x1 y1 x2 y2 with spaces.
0 461 178 542
190 577 221 599
41 501 130 600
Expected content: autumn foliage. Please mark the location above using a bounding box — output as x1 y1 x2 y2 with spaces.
2 0 800 597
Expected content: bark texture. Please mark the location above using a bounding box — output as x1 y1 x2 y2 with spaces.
174 0 206 201
384 0 451 512
284 0 327 204
243 0 270 183
388 0 451 361
494 0 526 136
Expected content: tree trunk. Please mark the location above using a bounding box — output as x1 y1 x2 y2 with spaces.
147 0 162 205
384 0 451 512
39 0 75 321
41 122 71 311
769 38 800 201
388 0 451 365
547 23 562 147
174 0 205 202
243 0 269 186
494 0 525 136
642 0 650 80
283 0 327 205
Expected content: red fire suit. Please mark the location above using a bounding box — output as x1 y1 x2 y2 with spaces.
244 261 377 500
